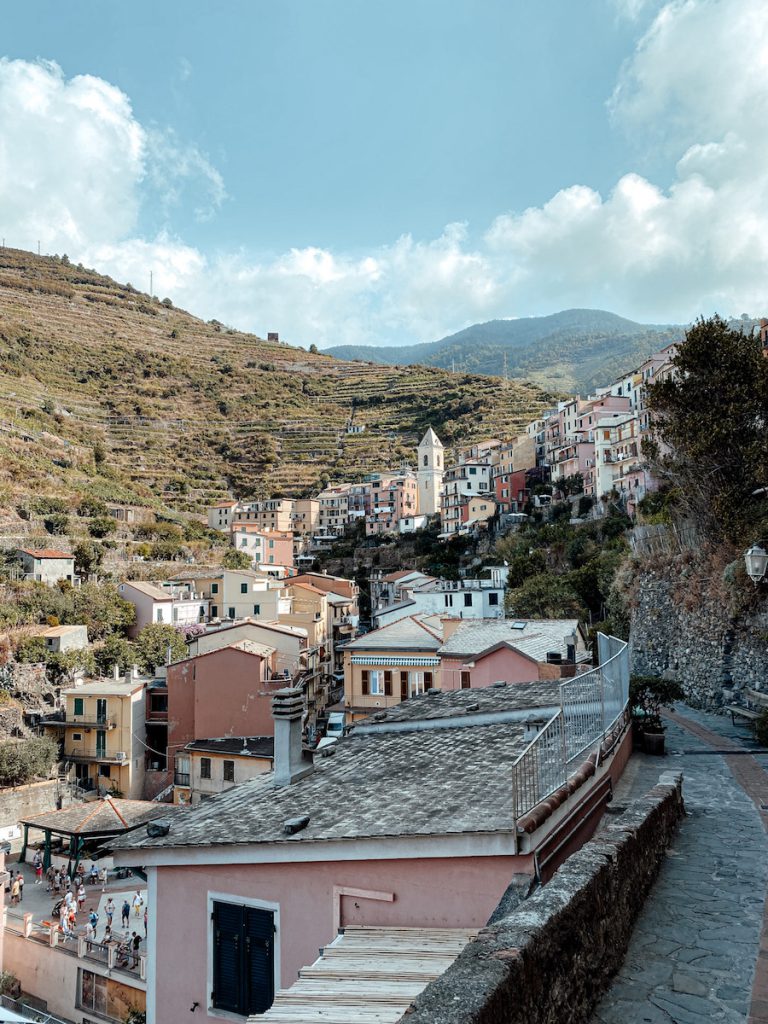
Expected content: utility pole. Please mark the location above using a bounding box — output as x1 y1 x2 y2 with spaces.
503 351 508 382
37 240 40 256
149 271 153 298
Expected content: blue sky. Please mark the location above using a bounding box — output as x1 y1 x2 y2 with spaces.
0 0 766 347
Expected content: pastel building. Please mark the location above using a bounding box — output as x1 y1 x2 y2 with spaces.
207 500 238 531
231 525 295 576
16 548 75 586
416 427 444 516
365 472 419 536
118 581 210 637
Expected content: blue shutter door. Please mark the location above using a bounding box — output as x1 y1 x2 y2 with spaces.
245 906 275 1014
212 902 244 1013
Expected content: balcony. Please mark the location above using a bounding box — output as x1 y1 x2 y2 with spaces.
65 748 129 765
174 772 190 787
42 715 116 730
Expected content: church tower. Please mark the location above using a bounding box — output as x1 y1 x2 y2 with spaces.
417 427 444 516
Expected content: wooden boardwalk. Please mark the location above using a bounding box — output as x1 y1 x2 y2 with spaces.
252 925 476 1023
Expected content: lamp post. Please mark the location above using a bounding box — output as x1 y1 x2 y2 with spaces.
744 544 768 585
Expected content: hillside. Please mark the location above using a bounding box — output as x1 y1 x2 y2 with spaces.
0 248 555 532
325 309 683 393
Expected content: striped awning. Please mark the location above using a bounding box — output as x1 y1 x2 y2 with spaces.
351 656 440 667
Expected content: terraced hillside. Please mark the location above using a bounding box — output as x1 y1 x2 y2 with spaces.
0 249 555 520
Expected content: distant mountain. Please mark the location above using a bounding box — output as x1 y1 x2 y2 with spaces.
325 309 685 394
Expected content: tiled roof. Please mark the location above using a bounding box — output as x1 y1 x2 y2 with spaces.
439 618 581 659
120 580 173 601
213 500 237 508
381 569 424 584
20 797 181 836
186 736 274 758
18 548 72 559
357 680 562 724
228 639 276 659
37 624 87 638
344 615 443 652
111 715 527 852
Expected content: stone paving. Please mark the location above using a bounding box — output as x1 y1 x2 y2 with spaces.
592 707 768 1024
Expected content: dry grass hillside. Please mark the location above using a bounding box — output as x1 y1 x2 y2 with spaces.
0 248 555 529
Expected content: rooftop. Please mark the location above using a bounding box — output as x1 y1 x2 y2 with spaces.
186 736 274 758
20 796 182 837
439 618 582 660
61 677 145 696
120 580 173 601
36 624 87 638
18 548 72 559
344 614 443 652
110 681 569 855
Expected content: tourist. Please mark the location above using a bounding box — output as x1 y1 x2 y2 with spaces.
68 905 76 931
88 909 99 938
77 883 86 910
46 866 55 892
59 905 70 938
99 865 108 890
131 930 141 967
105 897 115 928
121 899 130 929
132 890 143 917
17 872 23 902
35 859 43 885
53 870 62 894
103 923 112 944
10 875 19 906
89 862 99 885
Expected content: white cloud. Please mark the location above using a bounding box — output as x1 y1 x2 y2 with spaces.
2 7 768 349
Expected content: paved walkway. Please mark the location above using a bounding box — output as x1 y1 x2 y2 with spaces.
592 706 768 1024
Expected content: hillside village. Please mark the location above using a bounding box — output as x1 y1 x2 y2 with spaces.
0 309 764 1023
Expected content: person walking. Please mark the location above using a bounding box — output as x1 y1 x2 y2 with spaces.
131 930 141 968
59 904 70 938
53 870 62 895
77 883 86 911
35 859 43 885
121 899 130 930
17 872 24 902
10 876 19 906
105 897 115 929
132 890 143 918
88 909 99 940
99 865 108 890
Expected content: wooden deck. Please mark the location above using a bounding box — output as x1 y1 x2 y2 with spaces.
251 925 476 1023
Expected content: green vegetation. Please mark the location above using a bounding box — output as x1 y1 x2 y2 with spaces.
222 548 252 569
0 736 58 787
629 674 685 733
134 623 188 673
646 315 768 545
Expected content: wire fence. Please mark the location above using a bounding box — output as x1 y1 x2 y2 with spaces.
511 633 629 821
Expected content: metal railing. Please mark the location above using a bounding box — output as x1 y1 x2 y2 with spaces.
0 993 70 1023
511 634 629 821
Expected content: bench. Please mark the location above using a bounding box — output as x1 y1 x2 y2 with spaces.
727 688 768 728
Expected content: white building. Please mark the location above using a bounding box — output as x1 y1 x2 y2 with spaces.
372 567 509 628
207 500 239 531
416 427 444 516
118 581 210 637
16 548 75 586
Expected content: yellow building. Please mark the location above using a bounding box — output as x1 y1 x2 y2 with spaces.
46 676 146 799
342 614 443 722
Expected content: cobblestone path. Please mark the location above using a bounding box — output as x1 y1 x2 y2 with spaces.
592 706 768 1024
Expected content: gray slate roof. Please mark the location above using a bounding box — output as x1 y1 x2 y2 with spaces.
186 737 274 758
358 680 563 725
345 615 442 652
439 618 581 659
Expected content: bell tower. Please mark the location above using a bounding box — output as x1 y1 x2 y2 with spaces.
417 427 444 516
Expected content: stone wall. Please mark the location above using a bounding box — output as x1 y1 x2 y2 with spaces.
629 568 768 708
0 779 73 830
399 771 684 1024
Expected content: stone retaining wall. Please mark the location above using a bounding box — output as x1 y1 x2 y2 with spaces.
400 771 684 1024
630 569 768 707
0 779 73 829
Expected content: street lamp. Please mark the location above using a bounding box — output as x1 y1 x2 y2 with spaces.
744 544 768 585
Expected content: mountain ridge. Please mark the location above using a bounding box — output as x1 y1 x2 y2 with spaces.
324 308 683 393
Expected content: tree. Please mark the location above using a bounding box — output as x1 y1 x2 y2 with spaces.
505 573 583 619
46 648 96 684
646 316 768 544
14 636 48 664
309 344 318 354
222 548 252 570
88 516 117 538
94 635 138 676
74 541 104 577
134 623 188 673
67 584 135 641
0 737 57 786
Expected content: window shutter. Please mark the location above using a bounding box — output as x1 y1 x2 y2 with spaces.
400 672 408 699
384 671 392 695
244 907 275 1014
461 671 471 690
425 672 433 687
361 670 369 695
212 903 244 1014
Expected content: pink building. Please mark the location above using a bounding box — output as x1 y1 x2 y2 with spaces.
365 472 418 536
438 618 589 690
230 525 295 576
111 665 632 1023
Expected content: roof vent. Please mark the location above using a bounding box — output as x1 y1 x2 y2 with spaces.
465 702 480 712
283 814 310 835
491 680 507 689
146 819 171 838
427 687 440 695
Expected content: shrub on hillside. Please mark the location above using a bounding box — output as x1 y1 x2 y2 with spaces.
43 513 69 535
0 736 58 787
88 516 116 538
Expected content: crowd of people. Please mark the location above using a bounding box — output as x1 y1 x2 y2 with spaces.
7 853 149 969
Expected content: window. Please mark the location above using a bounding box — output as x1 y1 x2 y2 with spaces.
423 454 428 467
489 592 499 606
469 467 477 475
460 671 471 690
72 733 82 741
79 969 107 1015
464 593 472 607
211 604 218 617
73 697 84 716
200 757 211 780
223 760 235 783
241 582 248 594
156 608 163 622
228 607 236 619
253 604 261 616
212 901 275 1015
444 594 453 607
175 755 190 788
362 670 390 695
269 539 274 549
211 583 219 594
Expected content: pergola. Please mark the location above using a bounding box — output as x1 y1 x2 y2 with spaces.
18 797 177 876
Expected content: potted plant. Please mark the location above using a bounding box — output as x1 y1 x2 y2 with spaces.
629 674 685 755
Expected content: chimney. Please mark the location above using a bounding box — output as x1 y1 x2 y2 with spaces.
271 688 312 787
113 664 119 681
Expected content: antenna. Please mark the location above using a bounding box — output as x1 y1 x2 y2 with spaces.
149 271 153 298
37 240 40 256
503 351 508 381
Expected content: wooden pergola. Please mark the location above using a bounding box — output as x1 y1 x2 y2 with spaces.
18 797 177 876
